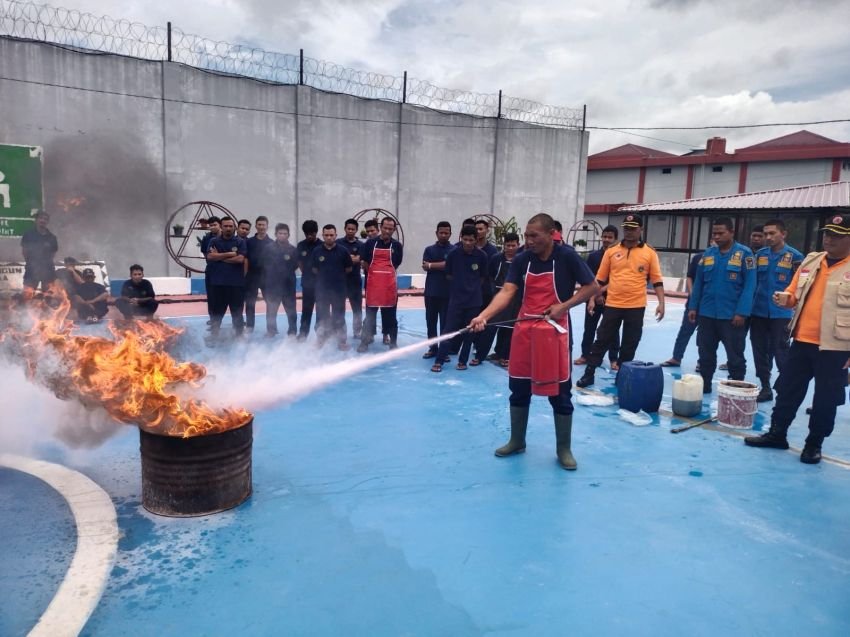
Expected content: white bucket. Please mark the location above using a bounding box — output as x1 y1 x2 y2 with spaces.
672 374 703 417
716 380 759 428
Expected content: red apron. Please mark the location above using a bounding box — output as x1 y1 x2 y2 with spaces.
508 262 570 395
365 245 398 307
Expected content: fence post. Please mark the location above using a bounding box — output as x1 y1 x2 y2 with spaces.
582 104 587 131
402 71 407 103
299 49 304 85
166 22 172 62
497 90 502 118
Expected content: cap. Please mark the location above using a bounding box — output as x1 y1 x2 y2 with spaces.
622 214 643 228
819 214 850 235
552 230 563 242
82 268 95 277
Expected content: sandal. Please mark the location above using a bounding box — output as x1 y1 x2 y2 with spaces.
660 359 681 367
499 359 509 368
469 359 481 366
422 350 436 359
430 363 442 373
456 363 468 371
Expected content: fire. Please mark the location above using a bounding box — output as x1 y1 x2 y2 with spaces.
56 196 86 213
3 286 252 437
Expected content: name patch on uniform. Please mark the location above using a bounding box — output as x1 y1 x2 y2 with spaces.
757 256 769 266
471 263 479 271
728 272 738 280
745 256 755 269
799 269 810 279
702 256 715 266
729 251 743 267
319 255 325 262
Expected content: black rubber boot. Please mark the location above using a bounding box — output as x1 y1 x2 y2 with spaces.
800 434 823 464
554 413 577 470
495 406 528 457
576 367 595 389
744 425 789 449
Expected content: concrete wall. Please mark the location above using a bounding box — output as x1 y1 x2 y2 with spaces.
0 38 588 277
745 159 833 192
585 168 638 205
643 166 688 203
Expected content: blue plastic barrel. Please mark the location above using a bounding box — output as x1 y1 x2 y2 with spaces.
616 361 663 413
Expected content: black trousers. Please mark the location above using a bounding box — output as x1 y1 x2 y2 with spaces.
75 300 109 320
772 341 848 441
299 286 316 336
580 304 620 361
749 316 791 387
586 307 644 369
115 298 158 319
244 276 263 329
435 305 478 365
316 289 347 343
362 306 398 344
425 295 450 353
697 316 747 383
265 288 297 335
345 279 363 338
208 284 245 333
23 265 57 291
494 327 513 360
509 377 574 415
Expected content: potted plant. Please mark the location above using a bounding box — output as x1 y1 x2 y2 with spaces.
172 223 185 237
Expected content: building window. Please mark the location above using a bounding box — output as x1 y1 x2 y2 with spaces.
661 168 672 174
712 166 723 173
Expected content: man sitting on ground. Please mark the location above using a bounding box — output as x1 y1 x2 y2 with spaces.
115 264 159 319
72 268 109 323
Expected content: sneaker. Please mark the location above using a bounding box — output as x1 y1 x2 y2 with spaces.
743 430 789 449
576 372 595 388
800 444 822 464
756 388 773 403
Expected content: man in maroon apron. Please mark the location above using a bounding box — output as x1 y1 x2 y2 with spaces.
358 217 404 352
471 213 598 470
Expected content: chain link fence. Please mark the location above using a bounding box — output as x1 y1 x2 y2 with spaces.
1 0 585 128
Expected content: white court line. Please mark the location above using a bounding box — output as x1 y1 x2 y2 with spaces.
0 454 118 637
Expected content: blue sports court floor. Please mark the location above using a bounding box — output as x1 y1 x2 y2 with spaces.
2 300 849 636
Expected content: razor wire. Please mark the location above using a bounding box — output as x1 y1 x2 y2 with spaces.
0 0 584 128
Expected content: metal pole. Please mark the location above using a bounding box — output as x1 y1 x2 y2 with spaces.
582 104 587 131
167 22 172 62
299 49 304 85
497 90 502 118
402 71 407 103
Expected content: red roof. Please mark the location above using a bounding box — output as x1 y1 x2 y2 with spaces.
737 130 842 152
589 144 678 160
620 181 850 213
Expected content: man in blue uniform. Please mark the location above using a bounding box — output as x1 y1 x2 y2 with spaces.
20 210 58 294
337 218 364 339
749 219 803 402
470 213 598 470
358 218 403 352
245 215 273 333
206 217 247 337
486 232 522 366
263 223 298 337
421 221 453 360
200 216 221 325
471 219 500 364
296 220 322 340
312 224 353 349
575 225 619 367
687 217 756 392
431 225 489 371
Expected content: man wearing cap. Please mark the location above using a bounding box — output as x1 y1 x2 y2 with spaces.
20 210 58 294
576 213 665 388
72 268 109 323
749 219 803 402
687 217 756 392
745 214 850 464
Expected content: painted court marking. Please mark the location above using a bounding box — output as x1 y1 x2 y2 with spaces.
0 453 118 637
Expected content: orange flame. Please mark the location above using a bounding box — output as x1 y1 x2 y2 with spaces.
56 196 86 213
6 286 251 437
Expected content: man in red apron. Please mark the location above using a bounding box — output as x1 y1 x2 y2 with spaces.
358 217 404 352
471 213 598 470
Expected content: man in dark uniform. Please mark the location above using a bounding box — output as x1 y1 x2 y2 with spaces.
72 268 109 323
471 213 598 470
200 216 221 325
471 219 500 364
312 224 353 349
337 218 364 339
745 214 850 464
297 220 322 340
115 264 159 319
358 217 403 352
245 215 273 333
263 223 298 337
421 221 453 360
237 219 252 240
206 218 247 337
488 232 522 367
431 225 488 371
20 210 58 294
575 225 620 368
55 257 83 297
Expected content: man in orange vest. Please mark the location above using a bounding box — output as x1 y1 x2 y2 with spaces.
745 213 850 464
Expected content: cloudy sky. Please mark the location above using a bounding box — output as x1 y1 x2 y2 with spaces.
16 0 850 154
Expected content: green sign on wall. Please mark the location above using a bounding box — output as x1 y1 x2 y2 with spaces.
0 144 44 238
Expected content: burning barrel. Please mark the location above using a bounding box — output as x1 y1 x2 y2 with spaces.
140 418 253 517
